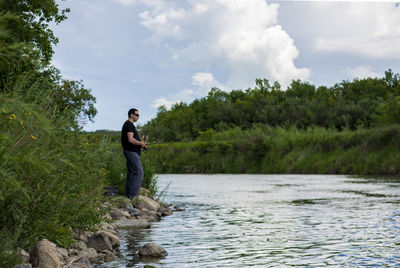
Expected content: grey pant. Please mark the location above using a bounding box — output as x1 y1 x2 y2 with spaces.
123 150 143 199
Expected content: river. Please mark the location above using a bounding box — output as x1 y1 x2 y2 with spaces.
106 174 400 267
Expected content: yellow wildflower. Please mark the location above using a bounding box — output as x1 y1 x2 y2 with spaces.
31 135 37 140
20 121 23 125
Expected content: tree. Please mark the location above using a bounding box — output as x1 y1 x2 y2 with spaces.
0 0 69 65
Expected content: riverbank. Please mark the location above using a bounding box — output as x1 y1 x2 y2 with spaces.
12 189 174 268
143 125 400 175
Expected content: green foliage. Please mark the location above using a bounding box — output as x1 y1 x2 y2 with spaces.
143 70 400 142
0 0 69 65
0 92 110 266
145 125 400 176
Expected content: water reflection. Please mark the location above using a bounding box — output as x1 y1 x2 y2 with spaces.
105 174 400 267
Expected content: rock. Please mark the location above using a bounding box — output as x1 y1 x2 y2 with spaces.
124 202 134 210
108 222 117 230
104 254 115 262
65 256 79 264
139 188 153 199
110 208 127 220
77 248 98 260
103 213 113 221
100 249 113 255
30 239 62 268
73 230 94 243
56 247 68 259
64 256 92 268
98 231 120 248
135 195 160 212
96 252 107 259
102 201 113 209
135 209 161 222
68 248 79 256
120 209 131 218
12 264 31 268
70 240 88 251
114 219 151 230
143 265 157 268
126 207 141 216
20 249 30 263
158 206 173 216
87 233 113 252
138 243 168 259
114 196 133 209
172 205 185 212
99 222 118 235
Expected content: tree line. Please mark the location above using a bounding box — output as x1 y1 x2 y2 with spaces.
142 72 400 142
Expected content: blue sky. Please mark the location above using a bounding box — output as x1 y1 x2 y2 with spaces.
51 0 400 130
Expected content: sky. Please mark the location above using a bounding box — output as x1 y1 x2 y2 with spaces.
51 0 400 131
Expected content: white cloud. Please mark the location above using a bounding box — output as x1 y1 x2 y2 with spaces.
152 97 178 109
151 72 227 109
114 0 164 7
192 72 228 92
344 65 380 80
133 0 309 91
314 2 400 58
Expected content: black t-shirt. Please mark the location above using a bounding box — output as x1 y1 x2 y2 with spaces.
121 120 141 155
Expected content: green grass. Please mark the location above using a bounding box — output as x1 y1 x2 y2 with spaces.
143 125 400 176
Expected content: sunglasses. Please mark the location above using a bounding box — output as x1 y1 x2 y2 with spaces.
134 114 139 116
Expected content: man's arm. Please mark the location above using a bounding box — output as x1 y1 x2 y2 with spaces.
127 132 146 148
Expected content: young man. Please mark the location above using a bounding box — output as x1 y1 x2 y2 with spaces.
121 108 147 199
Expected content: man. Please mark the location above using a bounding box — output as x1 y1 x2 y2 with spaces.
121 108 147 199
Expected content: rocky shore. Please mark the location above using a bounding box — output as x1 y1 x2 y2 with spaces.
13 189 175 268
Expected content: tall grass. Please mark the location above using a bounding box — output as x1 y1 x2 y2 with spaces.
143 124 400 175
0 82 159 267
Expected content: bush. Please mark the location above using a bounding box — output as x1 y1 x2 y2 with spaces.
0 93 107 266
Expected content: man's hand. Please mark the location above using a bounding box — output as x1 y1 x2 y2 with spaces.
141 141 147 149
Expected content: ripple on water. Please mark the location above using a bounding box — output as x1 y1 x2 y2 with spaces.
106 174 400 267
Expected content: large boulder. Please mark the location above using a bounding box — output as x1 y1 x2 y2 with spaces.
135 196 160 212
87 233 113 252
98 231 120 248
114 219 151 230
138 243 168 259
30 239 63 268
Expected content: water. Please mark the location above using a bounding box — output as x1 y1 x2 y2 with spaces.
107 174 400 267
